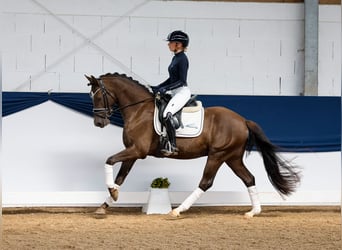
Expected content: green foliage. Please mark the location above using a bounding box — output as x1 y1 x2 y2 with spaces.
150 177 170 189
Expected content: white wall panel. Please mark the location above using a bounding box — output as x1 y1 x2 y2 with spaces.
3 0 42 14
226 38 254 57
16 52 45 72
37 0 141 16
30 72 60 92
32 34 61 53
2 1 341 94
74 53 103 75
0 13 16 34
59 72 89 92
101 16 130 35
318 5 341 96
45 53 74 73
15 14 45 34
2 71 31 91
241 56 267 76
253 75 280 95
102 57 127 76
280 76 302 95
59 33 78 52
211 19 240 39
43 15 74 35
2 34 32 53
279 20 304 40
226 74 253 95
129 17 158 35
240 20 281 39
73 16 103 36
254 39 280 58
156 18 186 37
2 52 16 72
131 54 159 83
319 4 341 22
281 39 303 58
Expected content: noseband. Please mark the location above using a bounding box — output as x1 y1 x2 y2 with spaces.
90 79 154 119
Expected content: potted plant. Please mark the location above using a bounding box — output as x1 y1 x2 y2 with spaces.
150 177 170 189
142 177 172 214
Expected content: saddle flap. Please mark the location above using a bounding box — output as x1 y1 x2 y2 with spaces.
153 104 204 138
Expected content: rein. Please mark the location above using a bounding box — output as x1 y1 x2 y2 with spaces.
91 79 153 119
112 97 154 113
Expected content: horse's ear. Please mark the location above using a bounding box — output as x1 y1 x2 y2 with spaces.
85 74 93 86
91 75 97 82
85 74 92 82
85 75 98 86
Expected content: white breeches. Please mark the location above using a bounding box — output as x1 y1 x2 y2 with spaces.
163 86 191 118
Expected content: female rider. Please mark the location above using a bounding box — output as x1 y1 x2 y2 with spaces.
152 30 191 156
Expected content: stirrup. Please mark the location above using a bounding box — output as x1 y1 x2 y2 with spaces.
161 141 178 156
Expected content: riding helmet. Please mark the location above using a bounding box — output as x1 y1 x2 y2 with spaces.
166 30 189 48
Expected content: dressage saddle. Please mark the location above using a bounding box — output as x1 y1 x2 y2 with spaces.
155 93 198 130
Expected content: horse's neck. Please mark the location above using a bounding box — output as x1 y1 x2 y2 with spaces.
109 78 151 116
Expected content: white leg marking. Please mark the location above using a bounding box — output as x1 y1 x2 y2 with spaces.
171 188 204 217
105 196 114 205
104 164 115 189
245 185 261 218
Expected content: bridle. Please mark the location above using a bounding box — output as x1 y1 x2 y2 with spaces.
90 79 153 119
90 79 115 119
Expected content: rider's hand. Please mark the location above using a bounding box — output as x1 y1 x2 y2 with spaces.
158 87 167 95
151 86 159 95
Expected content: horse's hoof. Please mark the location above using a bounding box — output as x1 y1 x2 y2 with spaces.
108 188 119 201
244 211 254 219
168 209 180 218
244 209 261 219
94 207 106 215
93 207 107 219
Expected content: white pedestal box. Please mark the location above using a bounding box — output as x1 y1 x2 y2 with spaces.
142 188 172 214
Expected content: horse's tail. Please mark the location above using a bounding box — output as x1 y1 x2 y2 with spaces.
245 120 301 196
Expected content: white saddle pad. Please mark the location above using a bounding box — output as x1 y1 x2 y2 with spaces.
153 101 204 138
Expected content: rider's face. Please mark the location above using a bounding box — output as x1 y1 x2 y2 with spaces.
168 41 182 53
168 41 177 51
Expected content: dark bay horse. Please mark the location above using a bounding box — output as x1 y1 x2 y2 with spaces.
86 73 300 218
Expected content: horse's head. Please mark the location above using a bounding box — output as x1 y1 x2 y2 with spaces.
86 74 116 128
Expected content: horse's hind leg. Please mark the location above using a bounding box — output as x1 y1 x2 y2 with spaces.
226 159 261 218
170 156 223 217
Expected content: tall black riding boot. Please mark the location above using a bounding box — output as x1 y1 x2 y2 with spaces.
161 112 179 156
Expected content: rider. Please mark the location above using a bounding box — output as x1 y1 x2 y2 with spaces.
152 30 191 156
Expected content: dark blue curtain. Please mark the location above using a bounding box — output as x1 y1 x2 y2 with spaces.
2 92 341 152
198 95 341 152
2 92 124 127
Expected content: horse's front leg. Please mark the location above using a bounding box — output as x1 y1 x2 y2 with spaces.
95 159 136 215
94 146 145 215
104 146 146 198
106 159 136 202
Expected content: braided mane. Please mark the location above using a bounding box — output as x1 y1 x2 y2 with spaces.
99 72 150 92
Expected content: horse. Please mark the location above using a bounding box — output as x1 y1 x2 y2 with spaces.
86 73 301 218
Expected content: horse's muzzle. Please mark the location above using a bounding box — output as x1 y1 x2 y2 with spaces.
94 117 110 128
